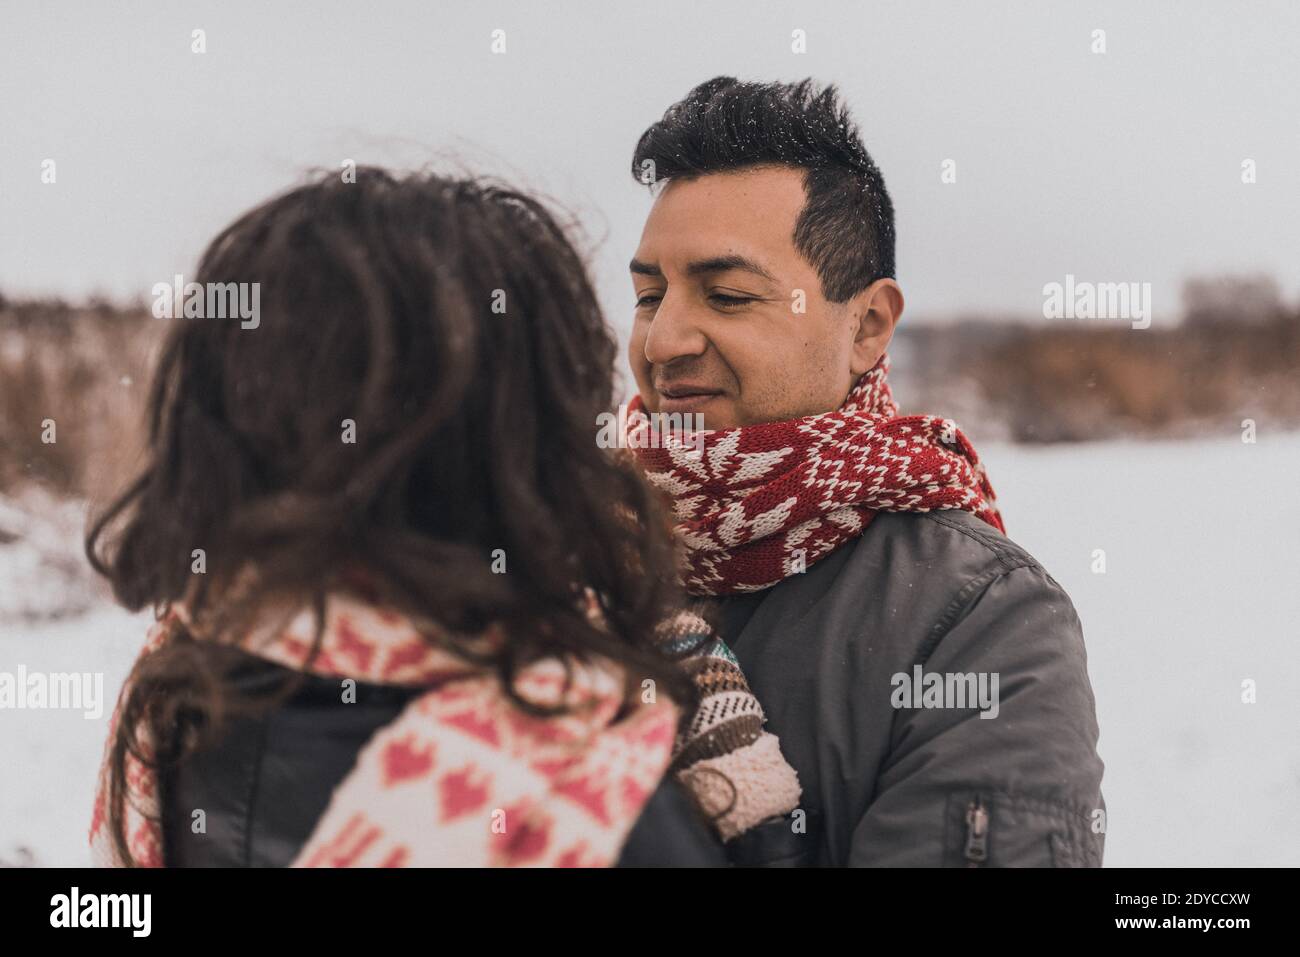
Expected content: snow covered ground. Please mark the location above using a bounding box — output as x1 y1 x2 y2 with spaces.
2 432 1298 867
0 490 150 867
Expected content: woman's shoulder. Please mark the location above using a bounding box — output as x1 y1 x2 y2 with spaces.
162 653 423 867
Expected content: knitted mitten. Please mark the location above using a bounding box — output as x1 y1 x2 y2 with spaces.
657 610 802 841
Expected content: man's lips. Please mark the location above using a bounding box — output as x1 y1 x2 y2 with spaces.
655 386 723 414
657 385 722 398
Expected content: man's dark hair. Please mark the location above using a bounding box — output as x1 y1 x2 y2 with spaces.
631 76 895 302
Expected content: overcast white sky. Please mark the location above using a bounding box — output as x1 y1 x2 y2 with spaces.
3 0 1298 337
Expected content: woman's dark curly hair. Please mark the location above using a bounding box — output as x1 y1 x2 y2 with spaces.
86 167 697 866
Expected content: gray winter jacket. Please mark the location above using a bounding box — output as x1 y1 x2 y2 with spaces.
709 508 1106 867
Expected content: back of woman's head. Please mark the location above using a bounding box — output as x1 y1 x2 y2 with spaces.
88 171 693 856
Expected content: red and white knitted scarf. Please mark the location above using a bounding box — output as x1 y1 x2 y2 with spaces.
90 596 802 866
625 353 1005 595
90 596 682 868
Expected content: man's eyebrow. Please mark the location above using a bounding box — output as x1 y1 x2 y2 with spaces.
686 255 777 283
629 258 662 276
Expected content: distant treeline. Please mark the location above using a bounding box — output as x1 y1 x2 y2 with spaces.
0 297 156 497
3 284 1299 499
890 304 1300 443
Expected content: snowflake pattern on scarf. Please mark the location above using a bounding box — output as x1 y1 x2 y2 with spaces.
625 353 1005 595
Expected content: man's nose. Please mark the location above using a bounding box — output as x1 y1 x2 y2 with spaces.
643 294 708 367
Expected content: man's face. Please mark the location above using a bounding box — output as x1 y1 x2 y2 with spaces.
628 165 894 430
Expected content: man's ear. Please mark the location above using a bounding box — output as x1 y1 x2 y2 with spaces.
848 278 904 376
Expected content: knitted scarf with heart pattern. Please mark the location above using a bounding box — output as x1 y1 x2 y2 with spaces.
625 353 1005 595
89 595 801 867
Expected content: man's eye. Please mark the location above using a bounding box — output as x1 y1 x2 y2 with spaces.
635 294 662 308
709 293 757 308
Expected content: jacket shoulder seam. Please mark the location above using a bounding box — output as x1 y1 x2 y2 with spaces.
922 510 1026 571
923 510 1077 601
918 560 1044 666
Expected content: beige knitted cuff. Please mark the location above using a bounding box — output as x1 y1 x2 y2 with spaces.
675 731 802 842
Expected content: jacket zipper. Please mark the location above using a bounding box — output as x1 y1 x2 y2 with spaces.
963 796 989 866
